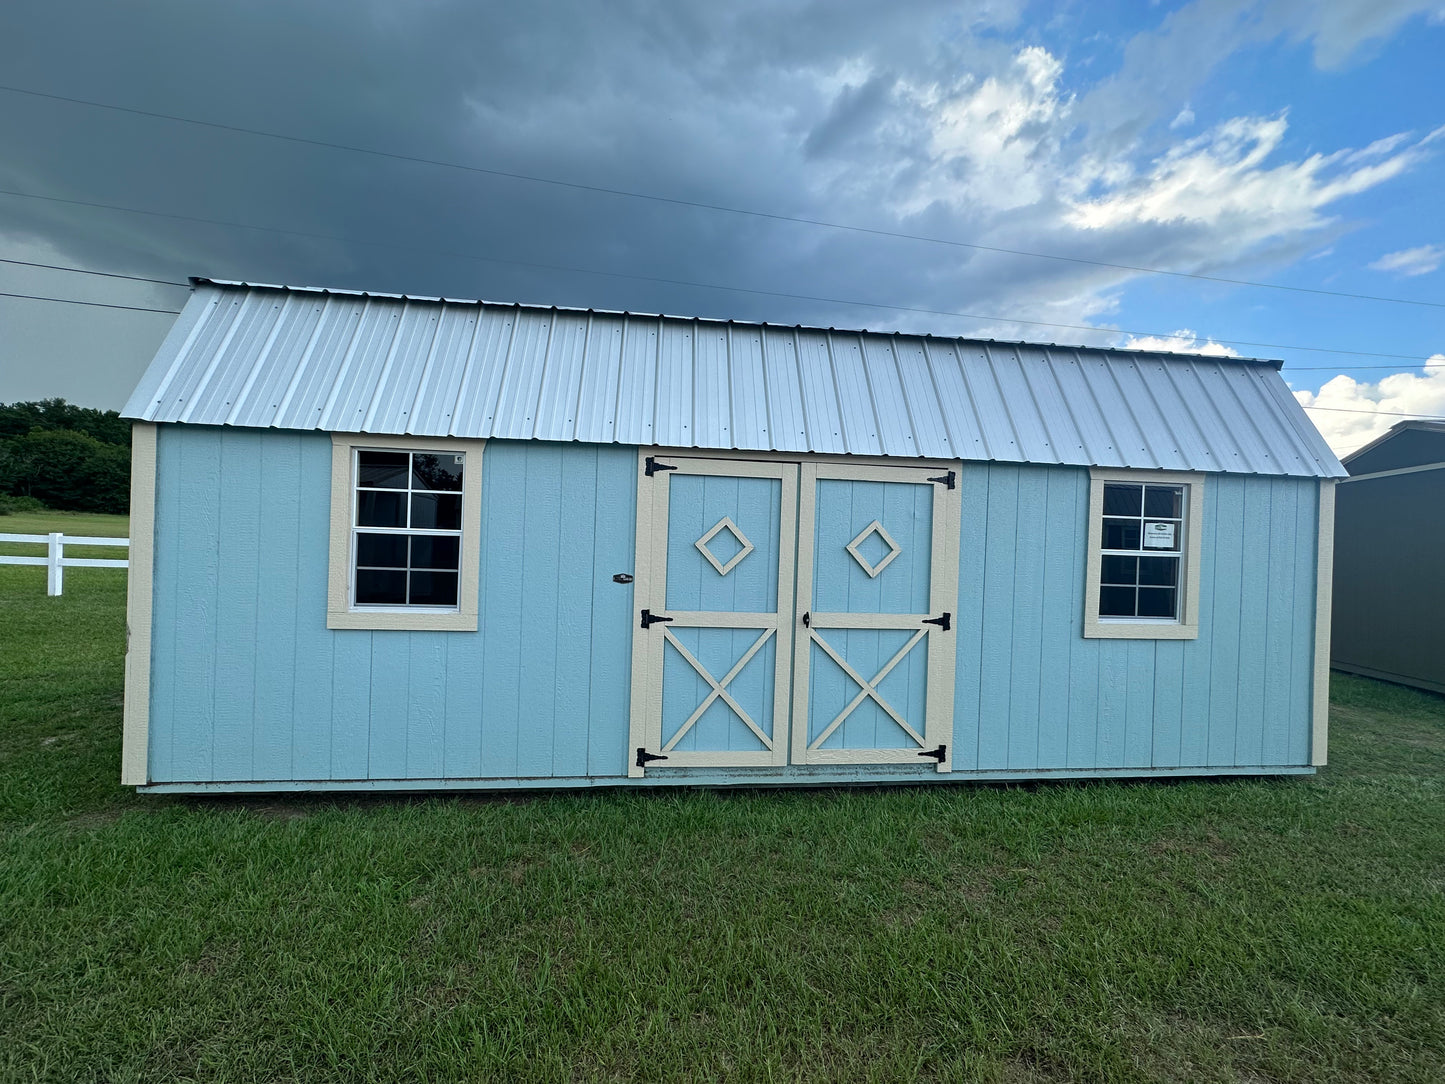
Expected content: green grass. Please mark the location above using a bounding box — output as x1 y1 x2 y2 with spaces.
2 513 1443 1082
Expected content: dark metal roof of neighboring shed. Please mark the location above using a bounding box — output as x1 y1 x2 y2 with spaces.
1341 420 1445 475
121 279 1346 478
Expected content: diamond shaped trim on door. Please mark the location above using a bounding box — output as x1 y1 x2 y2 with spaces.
845 520 901 578
695 516 755 576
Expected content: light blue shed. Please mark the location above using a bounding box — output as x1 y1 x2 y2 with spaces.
118 279 1345 793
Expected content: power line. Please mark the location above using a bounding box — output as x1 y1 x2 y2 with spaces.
1 253 1439 374
1284 363 1444 371
0 257 187 286
4 186 1442 370
1302 404 1445 419
4 82 1443 312
6 254 1442 376
0 289 181 314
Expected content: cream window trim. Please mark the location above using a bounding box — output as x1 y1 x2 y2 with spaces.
326 433 485 631
1083 468 1204 641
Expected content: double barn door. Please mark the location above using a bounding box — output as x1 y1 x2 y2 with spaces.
628 454 961 777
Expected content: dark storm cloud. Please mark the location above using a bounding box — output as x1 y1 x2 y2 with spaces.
0 0 1022 322
0 0 1437 407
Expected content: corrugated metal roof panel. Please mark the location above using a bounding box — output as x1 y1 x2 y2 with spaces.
122 280 1347 478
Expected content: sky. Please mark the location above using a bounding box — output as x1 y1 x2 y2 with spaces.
0 0 1442 457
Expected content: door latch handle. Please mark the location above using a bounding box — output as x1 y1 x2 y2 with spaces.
802 611 810 628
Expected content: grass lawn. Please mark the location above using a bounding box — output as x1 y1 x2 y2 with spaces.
2 512 1443 1082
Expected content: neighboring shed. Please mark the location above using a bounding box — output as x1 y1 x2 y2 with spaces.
1331 421 1445 694
118 279 1344 793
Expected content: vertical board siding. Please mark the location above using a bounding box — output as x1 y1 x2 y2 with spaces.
1007 468 1048 769
169 431 220 780
150 428 637 783
1208 477 1246 767
1036 470 1078 769
950 462 1317 777
254 434 301 780
290 437 336 780
1288 483 1320 765
149 429 1317 786
976 464 1019 770
1178 482 1219 767
951 466 989 771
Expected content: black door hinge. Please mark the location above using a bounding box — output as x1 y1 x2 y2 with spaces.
636 748 669 768
640 608 674 629
645 457 677 476
918 744 947 763
927 470 956 489
922 612 951 632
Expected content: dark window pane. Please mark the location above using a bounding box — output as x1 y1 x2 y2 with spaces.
356 568 406 604
412 453 464 492
1101 555 1138 585
409 570 459 606
411 492 461 530
1137 587 1177 618
358 451 409 489
356 532 408 568
1144 485 1183 519
1100 585 1137 617
410 534 460 570
357 490 406 527
1103 483 1142 516
1139 556 1179 587
1102 518 1141 550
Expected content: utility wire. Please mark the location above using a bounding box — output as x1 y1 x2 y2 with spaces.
0 256 188 286
0 289 181 314
1302 404 1445 419
1284 363 1444 371
3 186 1441 369
3 82 1442 312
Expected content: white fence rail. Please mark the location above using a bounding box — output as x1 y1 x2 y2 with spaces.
0 532 130 595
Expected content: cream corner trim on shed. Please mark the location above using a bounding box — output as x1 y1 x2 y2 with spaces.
1312 479 1336 766
1083 467 1204 641
121 422 157 785
326 432 485 632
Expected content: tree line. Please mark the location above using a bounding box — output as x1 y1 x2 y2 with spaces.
0 400 132 514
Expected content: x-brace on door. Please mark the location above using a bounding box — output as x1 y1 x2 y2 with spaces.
628 455 797 775
629 452 960 776
791 462 961 772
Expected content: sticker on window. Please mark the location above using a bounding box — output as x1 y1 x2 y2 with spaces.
1143 521 1176 549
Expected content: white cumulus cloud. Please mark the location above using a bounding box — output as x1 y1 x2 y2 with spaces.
1293 363 1445 456
1368 244 1443 276
1066 113 1426 236
1119 329 1240 356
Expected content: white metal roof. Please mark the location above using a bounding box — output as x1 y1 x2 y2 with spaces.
122 279 1345 478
